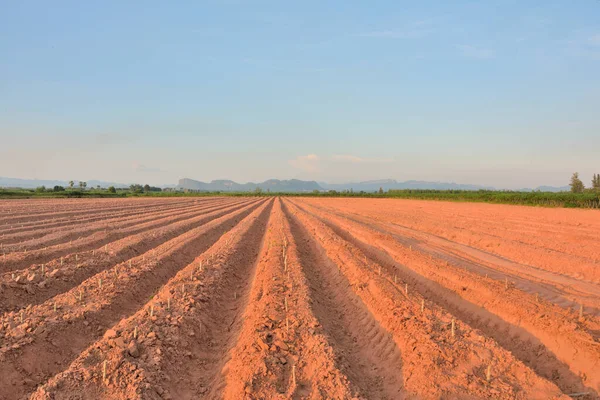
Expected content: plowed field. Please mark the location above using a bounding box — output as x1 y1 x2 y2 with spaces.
0 197 598 399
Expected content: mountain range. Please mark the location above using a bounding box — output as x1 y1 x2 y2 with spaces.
318 179 494 192
177 178 570 193
0 176 571 193
177 178 322 192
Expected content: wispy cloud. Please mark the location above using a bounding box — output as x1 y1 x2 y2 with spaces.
289 154 392 173
242 58 330 73
132 162 166 173
332 154 393 164
559 31 600 60
356 18 436 40
589 34 600 46
288 154 319 172
456 44 495 59
356 29 432 39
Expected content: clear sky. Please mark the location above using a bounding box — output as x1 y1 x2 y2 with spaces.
1 1 599 189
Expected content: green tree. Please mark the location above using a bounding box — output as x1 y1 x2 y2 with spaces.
143 184 151 192
569 172 585 193
53 185 65 192
107 186 116 193
35 185 46 192
378 187 384 194
254 187 263 194
592 174 600 191
69 180 74 189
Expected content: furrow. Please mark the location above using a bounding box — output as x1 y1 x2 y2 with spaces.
0 198 260 313
0 199 266 399
282 201 407 399
222 198 356 399
0 198 249 273
29 199 273 400
285 199 568 399
0 198 197 228
0 198 220 247
291 198 600 397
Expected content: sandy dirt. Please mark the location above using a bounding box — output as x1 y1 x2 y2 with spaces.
0 197 598 399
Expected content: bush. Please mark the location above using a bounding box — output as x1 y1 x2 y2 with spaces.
107 186 116 193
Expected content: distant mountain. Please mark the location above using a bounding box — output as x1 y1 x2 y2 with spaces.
178 178 322 192
533 185 570 192
0 177 129 189
318 179 494 192
1 176 573 193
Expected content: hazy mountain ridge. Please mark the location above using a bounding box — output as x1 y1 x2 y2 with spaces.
1 176 572 193
318 179 495 191
177 178 322 192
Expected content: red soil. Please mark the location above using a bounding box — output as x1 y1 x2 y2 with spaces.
0 197 598 399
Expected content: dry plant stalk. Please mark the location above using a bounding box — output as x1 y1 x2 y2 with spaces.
134 326 138 339
421 299 425 313
103 360 107 381
405 283 408 295
451 318 456 338
486 364 492 382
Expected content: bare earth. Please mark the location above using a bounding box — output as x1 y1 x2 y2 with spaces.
0 197 598 399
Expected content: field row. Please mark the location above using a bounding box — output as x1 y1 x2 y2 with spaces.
0 197 598 399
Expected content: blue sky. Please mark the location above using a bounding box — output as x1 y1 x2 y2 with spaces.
1 0 599 188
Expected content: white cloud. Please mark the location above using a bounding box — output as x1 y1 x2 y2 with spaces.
132 162 165 173
589 34 600 46
289 154 393 173
332 154 364 163
356 29 432 39
288 154 320 172
334 154 393 163
456 44 495 59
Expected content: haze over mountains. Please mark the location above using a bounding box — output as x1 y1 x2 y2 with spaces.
174 178 569 193
0 176 570 193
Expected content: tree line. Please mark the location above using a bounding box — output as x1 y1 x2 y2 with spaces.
569 173 600 193
33 182 162 194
